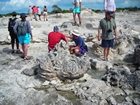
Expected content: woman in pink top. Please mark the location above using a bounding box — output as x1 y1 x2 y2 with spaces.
32 6 38 21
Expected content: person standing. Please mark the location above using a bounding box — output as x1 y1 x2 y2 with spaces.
37 6 42 21
67 30 88 55
13 13 33 60
32 6 38 21
43 6 48 21
98 11 118 61
48 26 68 51
104 0 116 19
28 6 33 21
72 0 82 26
8 11 21 53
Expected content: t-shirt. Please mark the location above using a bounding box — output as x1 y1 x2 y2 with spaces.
98 18 116 40
48 32 67 49
72 36 86 48
74 0 82 7
28 7 32 13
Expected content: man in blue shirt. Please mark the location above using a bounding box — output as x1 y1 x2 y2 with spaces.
67 30 88 55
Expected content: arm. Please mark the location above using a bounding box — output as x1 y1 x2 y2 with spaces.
98 28 101 41
79 2 82 10
71 46 80 50
113 0 116 11
66 35 73 39
72 2 75 6
114 28 118 40
26 21 33 40
13 21 18 35
104 0 107 12
64 36 69 44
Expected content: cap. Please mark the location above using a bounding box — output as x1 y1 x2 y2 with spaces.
106 11 114 16
20 13 27 18
71 30 80 36
54 26 59 32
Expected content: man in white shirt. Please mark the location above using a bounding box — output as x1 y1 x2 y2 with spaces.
28 6 33 21
72 0 82 26
104 0 116 19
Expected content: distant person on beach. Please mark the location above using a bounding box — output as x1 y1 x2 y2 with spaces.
72 0 82 26
8 11 21 53
67 30 88 55
104 0 116 19
37 6 41 21
48 26 68 51
13 13 33 60
28 6 33 21
32 6 38 21
43 6 48 21
98 11 118 61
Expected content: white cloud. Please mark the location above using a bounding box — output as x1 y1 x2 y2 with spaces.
0 0 140 14
0 0 61 13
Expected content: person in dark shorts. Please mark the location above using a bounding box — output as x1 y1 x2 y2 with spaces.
8 11 21 53
98 11 118 61
67 29 88 56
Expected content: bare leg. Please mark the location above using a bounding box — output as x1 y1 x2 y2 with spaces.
22 44 28 58
77 13 81 24
104 48 110 60
74 48 81 55
73 13 76 23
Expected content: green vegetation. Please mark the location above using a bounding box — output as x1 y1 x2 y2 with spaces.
116 6 140 11
0 5 140 17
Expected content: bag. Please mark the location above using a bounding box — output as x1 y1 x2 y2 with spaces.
8 18 17 31
17 21 27 36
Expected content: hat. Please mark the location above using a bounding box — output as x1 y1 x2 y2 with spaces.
106 11 114 16
54 26 59 32
71 30 80 36
20 13 27 18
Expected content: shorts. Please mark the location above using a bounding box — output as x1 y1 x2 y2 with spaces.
73 7 81 14
79 46 88 54
18 33 31 44
43 12 47 15
101 39 114 48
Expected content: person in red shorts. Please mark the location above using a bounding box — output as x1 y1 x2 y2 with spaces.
48 26 68 51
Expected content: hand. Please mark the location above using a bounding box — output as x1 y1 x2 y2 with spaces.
31 36 33 41
98 35 101 41
115 35 118 40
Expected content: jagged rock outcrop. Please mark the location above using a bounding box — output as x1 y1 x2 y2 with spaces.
134 44 140 65
36 41 91 81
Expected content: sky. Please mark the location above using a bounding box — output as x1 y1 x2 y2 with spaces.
0 0 140 14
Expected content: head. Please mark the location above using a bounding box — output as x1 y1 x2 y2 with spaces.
106 11 113 20
12 11 17 17
20 13 27 20
53 26 59 32
44 6 46 8
71 30 80 38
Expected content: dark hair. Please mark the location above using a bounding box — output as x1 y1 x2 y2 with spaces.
12 11 17 16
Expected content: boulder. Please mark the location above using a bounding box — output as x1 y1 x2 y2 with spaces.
36 41 91 81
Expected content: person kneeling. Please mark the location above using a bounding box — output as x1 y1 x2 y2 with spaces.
67 30 88 56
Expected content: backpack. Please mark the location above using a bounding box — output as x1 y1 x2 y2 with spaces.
8 18 17 31
17 21 27 36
